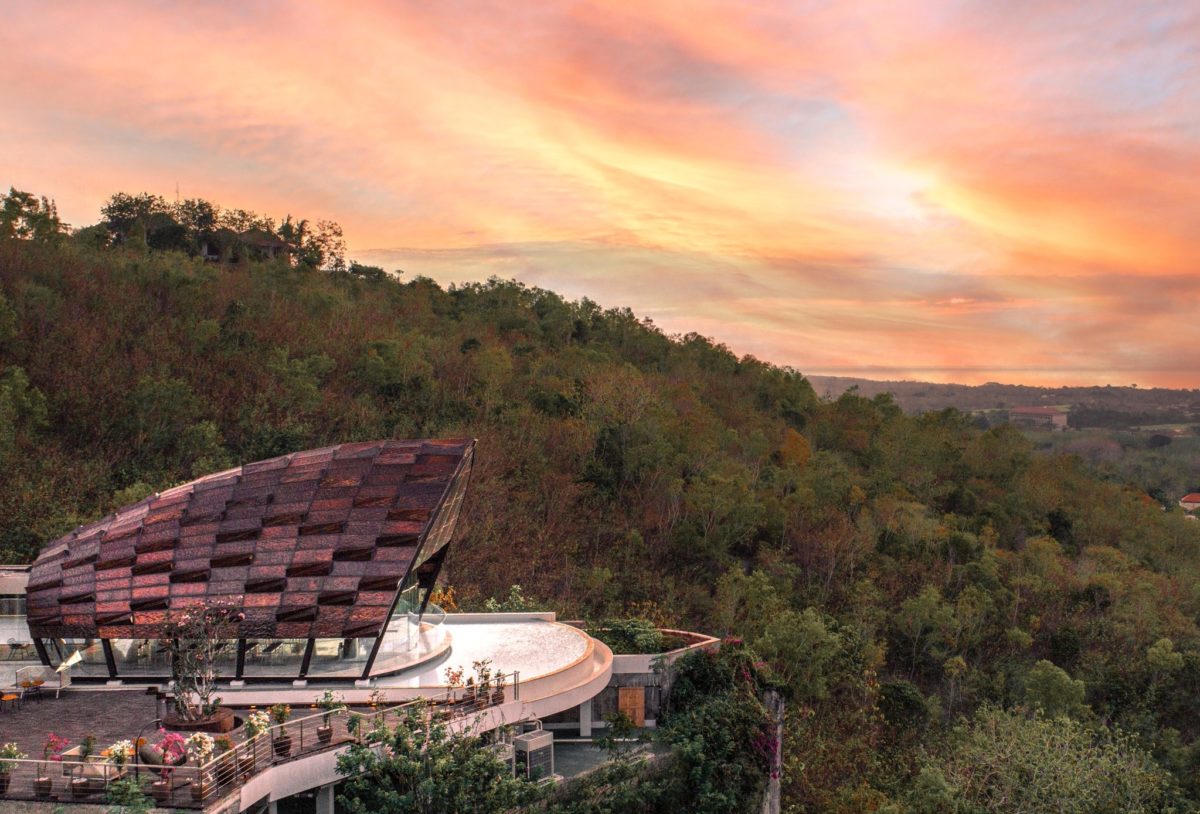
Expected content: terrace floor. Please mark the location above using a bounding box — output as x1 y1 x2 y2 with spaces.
0 688 158 758
378 617 590 688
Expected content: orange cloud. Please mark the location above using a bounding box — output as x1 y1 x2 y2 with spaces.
1 1 1197 386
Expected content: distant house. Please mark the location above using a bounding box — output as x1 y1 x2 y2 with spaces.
1180 493 1200 513
200 228 294 263
1008 406 1069 431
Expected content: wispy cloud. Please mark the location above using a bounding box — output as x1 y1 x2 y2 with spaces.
1 0 1197 386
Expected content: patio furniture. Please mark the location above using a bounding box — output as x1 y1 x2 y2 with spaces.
0 691 19 711
7 638 29 660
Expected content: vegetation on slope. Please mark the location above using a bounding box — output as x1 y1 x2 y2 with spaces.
5 189 1200 811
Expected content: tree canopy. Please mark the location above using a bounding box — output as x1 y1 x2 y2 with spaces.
3 189 1200 811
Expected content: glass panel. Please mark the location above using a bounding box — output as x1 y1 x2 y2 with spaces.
108 638 170 675
41 637 108 677
0 594 26 616
242 637 307 677
0 594 28 649
107 637 237 678
306 636 376 677
372 579 421 663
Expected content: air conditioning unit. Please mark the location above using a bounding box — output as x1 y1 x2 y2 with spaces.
513 730 554 781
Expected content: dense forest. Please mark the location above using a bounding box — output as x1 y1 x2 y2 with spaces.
810 375 1200 429
5 188 1200 812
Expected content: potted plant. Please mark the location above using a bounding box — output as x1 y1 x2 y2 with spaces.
0 742 27 794
472 659 493 709
35 732 68 797
315 690 346 744
105 739 133 782
68 734 98 796
241 710 270 775
213 736 235 786
186 732 215 801
269 703 292 757
492 670 508 705
150 769 173 804
140 730 186 803
444 665 465 703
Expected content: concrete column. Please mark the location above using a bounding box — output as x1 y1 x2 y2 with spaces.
579 697 593 737
268 801 279 814
316 784 336 814
761 690 784 814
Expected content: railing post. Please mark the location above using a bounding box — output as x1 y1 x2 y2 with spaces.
514 670 520 700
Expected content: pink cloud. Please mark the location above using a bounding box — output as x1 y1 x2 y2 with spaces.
1 1 1197 386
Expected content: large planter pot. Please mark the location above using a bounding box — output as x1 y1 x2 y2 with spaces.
0 771 10 794
215 755 236 786
70 776 91 798
317 724 333 745
272 734 292 758
150 777 172 803
238 751 256 778
33 775 52 798
163 707 237 734
191 775 211 803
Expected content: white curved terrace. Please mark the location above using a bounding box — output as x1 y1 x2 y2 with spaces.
230 612 613 811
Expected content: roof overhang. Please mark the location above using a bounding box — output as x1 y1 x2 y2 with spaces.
25 439 475 641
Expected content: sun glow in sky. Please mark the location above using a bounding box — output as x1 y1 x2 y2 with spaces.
3 1 1198 386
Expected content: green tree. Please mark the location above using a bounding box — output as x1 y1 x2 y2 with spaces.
0 188 65 242
335 702 538 814
913 706 1182 814
1022 659 1088 719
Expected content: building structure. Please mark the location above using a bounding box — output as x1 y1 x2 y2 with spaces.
23 439 473 683
1180 493 1200 513
1007 406 1069 431
0 439 718 813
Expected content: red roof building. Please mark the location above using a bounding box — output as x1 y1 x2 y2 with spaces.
25 438 474 681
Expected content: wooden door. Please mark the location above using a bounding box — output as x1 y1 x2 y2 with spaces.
618 686 645 726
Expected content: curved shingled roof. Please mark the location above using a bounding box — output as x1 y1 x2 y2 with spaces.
25 439 475 641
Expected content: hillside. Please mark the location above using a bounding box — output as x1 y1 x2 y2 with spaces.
810 374 1200 427
5 204 1200 811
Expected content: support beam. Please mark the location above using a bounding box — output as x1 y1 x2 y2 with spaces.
101 639 118 678
32 637 50 668
316 784 335 814
579 697 593 738
299 638 315 677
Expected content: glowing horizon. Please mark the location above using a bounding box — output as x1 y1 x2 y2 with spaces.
3 1 1197 388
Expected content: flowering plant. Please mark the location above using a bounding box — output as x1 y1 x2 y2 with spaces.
0 742 27 773
444 665 465 688
145 729 187 768
244 710 270 738
269 703 291 725
186 732 214 762
38 733 68 776
106 739 134 767
42 733 69 762
316 690 346 723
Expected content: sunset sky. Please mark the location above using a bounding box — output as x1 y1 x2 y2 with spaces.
3 1 1198 387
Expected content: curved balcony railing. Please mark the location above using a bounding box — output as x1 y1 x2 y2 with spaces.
0 668 522 809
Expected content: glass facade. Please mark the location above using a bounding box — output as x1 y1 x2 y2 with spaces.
41 637 108 678
242 637 308 676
